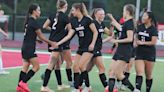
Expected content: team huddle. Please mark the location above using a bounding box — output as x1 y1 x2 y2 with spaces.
15 0 158 92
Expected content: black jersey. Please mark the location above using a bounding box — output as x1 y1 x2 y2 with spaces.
114 19 135 62
118 19 134 47
48 11 69 42
71 16 93 50
137 24 158 50
93 20 105 51
22 17 41 49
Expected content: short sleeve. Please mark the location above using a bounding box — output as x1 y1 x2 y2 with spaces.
126 20 134 31
86 17 92 26
33 20 41 31
63 14 70 24
48 14 54 23
102 22 106 29
151 28 158 37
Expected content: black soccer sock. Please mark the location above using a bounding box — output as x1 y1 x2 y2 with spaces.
66 69 72 82
74 73 80 89
99 73 107 87
55 69 62 85
146 79 153 92
23 69 35 83
79 73 83 86
122 77 134 91
18 71 26 85
124 72 130 79
81 71 90 87
108 78 115 92
43 69 52 87
135 76 143 90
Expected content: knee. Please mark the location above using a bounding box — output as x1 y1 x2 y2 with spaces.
109 69 115 78
66 62 72 68
79 65 86 72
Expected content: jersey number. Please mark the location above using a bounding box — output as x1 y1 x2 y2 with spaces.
141 36 145 42
79 31 84 37
52 18 58 30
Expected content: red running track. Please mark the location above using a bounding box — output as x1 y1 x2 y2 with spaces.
2 51 75 68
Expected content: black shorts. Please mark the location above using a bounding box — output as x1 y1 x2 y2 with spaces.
112 46 133 63
48 44 70 52
76 49 94 55
135 47 156 61
21 49 37 60
93 50 102 57
131 48 136 58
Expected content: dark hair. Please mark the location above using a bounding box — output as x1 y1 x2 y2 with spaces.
24 3 39 27
72 3 89 17
146 11 157 28
56 0 67 9
124 4 135 17
91 8 104 19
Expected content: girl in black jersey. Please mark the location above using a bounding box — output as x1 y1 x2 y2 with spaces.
41 0 73 92
55 3 98 92
16 3 56 92
85 8 113 91
107 4 137 92
135 11 158 92
41 0 72 91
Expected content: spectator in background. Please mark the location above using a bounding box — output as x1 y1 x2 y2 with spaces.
0 5 8 34
0 4 9 75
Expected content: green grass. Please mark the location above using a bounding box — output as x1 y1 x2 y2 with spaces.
0 58 164 92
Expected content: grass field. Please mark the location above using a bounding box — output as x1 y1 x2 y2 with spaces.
0 50 164 92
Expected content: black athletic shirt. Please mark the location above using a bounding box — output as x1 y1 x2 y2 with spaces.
22 17 41 49
71 16 93 50
48 11 69 42
93 20 105 51
118 19 134 46
137 24 158 50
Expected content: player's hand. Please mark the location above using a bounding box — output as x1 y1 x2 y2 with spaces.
106 13 114 20
36 39 43 44
89 44 94 51
4 33 9 39
49 41 58 50
110 38 117 43
136 40 144 45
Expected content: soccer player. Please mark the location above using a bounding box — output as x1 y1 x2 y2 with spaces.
16 3 56 92
86 8 113 91
135 11 158 92
107 4 137 92
41 0 73 91
40 0 73 91
55 3 98 92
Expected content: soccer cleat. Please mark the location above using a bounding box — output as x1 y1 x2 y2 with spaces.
57 84 70 90
105 86 108 92
120 84 126 91
105 86 118 92
19 81 30 92
71 88 80 92
113 87 118 92
40 86 54 92
16 86 26 92
69 81 74 87
81 87 92 92
133 89 141 92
